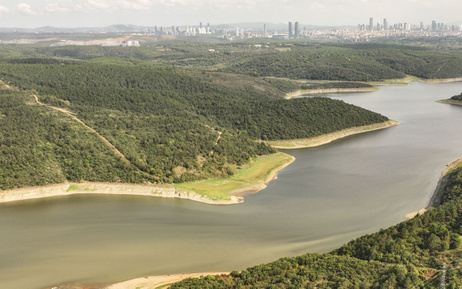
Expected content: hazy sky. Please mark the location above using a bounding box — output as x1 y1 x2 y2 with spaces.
0 0 461 28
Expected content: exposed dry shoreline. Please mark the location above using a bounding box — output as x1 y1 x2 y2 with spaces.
404 158 462 219
284 87 377 99
437 99 462 106
267 120 399 149
103 272 229 289
0 182 242 205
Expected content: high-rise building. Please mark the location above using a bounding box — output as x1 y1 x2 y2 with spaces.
383 18 388 30
263 24 268 38
288 21 293 39
369 17 374 30
432 20 437 31
294 21 299 38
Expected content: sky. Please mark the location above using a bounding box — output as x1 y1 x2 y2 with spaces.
0 0 461 29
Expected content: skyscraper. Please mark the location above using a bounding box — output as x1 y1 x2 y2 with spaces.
263 24 268 38
383 18 388 30
369 17 374 30
294 21 299 38
288 21 293 39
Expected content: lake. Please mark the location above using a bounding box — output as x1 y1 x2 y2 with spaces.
1 81 462 288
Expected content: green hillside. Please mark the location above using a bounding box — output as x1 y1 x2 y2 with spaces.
3 42 462 81
0 58 388 189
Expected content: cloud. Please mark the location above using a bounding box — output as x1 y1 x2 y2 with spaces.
0 5 10 15
75 0 111 11
118 0 152 10
43 4 70 14
158 0 256 9
17 3 39 16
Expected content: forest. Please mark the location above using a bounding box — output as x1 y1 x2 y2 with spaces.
0 57 388 189
451 92 462 101
2 42 462 81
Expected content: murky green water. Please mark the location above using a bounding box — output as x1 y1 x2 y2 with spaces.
1 82 462 289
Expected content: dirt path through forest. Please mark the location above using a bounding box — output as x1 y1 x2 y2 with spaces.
33 94 130 163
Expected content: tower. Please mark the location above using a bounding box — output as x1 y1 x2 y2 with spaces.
369 17 374 30
288 21 293 39
294 21 299 38
263 24 268 38
383 18 388 30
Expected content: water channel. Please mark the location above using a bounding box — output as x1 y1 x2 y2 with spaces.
1 81 462 289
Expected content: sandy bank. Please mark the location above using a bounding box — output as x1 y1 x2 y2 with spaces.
0 182 242 205
423 77 462 83
0 154 295 206
437 99 462 106
405 158 462 219
285 87 377 99
104 272 229 289
267 120 399 149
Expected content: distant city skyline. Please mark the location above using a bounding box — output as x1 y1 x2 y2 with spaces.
0 0 461 28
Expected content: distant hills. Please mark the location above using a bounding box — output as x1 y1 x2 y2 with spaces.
0 23 348 34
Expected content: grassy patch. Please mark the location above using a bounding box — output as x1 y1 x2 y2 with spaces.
446 159 462 175
437 99 462 106
174 152 294 200
368 75 417 85
66 184 98 192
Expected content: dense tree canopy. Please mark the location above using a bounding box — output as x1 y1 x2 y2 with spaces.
0 58 388 188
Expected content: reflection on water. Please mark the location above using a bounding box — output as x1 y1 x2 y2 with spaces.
1 82 462 289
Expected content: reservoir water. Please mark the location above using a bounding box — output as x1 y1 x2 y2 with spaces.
1 82 462 288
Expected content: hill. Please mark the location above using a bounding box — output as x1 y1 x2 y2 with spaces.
0 58 388 190
3 42 462 81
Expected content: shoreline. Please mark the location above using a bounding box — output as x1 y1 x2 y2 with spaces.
284 87 378 99
284 77 462 100
0 154 295 206
0 182 242 206
404 158 462 219
229 155 295 198
103 272 229 289
437 99 462 106
267 120 399 149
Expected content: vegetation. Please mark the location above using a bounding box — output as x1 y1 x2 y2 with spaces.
175 152 294 200
451 92 462 101
2 42 462 81
301 81 374 90
0 57 388 189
